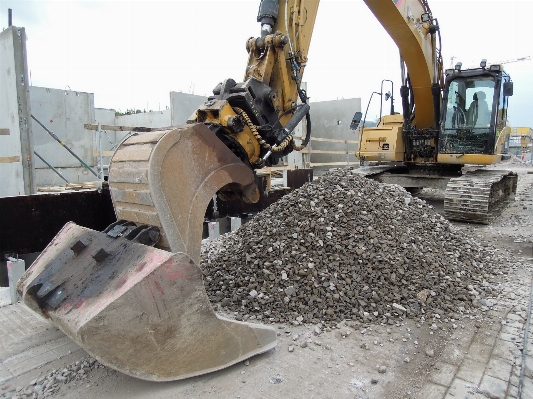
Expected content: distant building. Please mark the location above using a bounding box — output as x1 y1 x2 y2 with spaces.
509 127 532 160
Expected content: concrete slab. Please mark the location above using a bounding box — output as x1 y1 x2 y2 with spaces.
473 330 498 346
0 287 10 307
492 339 520 362
447 378 485 398
429 362 457 387
464 342 493 364
0 303 85 391
479 374 508 399
417 382 447 398
456 358 485 385
485 356 514 380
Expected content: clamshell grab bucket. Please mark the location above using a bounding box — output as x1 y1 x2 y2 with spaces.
18 124 276 381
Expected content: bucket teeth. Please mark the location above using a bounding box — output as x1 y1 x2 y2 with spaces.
18 223 277 381
70 240 87 254
92 248 110 262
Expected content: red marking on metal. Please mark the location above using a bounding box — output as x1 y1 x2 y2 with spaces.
7 262 12 269
136 262 147 272
116 276 128 290
60 301 73 313
50 120 53 123
74 298 87 309
161 260 187 281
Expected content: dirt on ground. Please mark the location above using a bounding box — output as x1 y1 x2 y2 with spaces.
1 165 532 399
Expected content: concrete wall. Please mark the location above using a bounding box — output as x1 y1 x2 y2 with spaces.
170 92 207 125
0 27 35 196
30 86 96 186
308 98 361 170
1 33 361 194
115 109 171 128
95 108 116 126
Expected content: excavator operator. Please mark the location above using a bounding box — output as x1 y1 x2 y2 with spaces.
467 91 491 127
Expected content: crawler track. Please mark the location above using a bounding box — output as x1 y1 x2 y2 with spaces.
444 169 518 224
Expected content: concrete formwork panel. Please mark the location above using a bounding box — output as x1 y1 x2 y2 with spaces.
0 26 35 197
309 98 361 169
30 86 96 186
170 92 207 125
115 109 171 128
7 258 25 304
95 108 116 126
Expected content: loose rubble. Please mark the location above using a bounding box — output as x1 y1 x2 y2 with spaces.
1 357 102 399
201 168 509 326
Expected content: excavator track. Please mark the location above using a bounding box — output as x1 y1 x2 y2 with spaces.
17 124 276 381
444 169 518 224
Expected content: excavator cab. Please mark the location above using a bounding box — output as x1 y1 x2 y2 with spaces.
439 65 513 157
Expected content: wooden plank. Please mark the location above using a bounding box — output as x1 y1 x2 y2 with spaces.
0 128 10 135
256 166 297 173
301 149 350 155
307 162 353 167
84 124 154 132
123 131 168 145
93 151 115 157
295 136 358 144
0 156 20 163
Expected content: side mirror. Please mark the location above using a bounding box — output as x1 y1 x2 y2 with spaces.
384 91 391 101
503 81 513 97
421 13 431 23
350 111 363 130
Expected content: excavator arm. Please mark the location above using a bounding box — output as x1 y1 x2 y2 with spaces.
365 0 443 129
191 0 318 175
18 0 322 382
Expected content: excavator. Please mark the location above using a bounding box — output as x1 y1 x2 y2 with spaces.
355 1 517 224
18 0 517 382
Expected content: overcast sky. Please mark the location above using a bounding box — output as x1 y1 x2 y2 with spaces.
0 0 531 126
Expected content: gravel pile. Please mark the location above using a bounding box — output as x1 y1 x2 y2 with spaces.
201 168 507 326
484 154 533 169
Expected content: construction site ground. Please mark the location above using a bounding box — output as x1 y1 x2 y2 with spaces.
1 167 532 399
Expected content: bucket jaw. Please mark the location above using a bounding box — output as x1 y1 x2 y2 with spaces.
18 124 276 381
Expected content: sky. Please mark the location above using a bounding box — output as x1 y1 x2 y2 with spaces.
0 0 531 126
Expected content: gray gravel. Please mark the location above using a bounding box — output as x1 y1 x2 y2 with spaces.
201 168 508 326
1 357 102 399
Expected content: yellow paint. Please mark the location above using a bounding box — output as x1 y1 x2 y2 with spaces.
232 127 261 164
196 100 261 164
510 127 533 137
363 0 440 128
494 126 511 156
0 156 20 163
437 153 500 165
244 0 320 114
357 115 404 162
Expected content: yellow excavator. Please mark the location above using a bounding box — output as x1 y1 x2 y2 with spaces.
355 0 517 224
18 0 517 382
